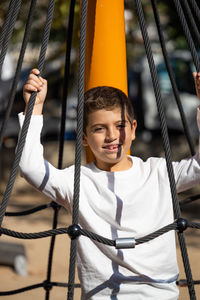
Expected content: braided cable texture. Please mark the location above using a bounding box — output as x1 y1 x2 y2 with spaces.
134 1 196 299
67 1 88 299
173 0 200 72
0 0 37 149
0 0 22 78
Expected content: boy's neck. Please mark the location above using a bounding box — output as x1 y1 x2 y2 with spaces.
94 156 133 172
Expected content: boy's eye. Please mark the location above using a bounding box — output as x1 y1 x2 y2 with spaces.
117 123 126 128
94 127 104 132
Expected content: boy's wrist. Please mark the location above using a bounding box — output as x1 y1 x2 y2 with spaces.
24 103 44 115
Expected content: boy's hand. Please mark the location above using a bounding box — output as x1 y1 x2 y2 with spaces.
23 68 47 115
193 72 200 100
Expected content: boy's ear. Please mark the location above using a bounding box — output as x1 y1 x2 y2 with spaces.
82 132 88 147
131 120 137 140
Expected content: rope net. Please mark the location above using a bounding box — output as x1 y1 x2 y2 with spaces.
0 0 200 299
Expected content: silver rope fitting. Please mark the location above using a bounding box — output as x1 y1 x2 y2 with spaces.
115 237 135 249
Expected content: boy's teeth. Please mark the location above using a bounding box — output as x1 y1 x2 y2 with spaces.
107 145 117 149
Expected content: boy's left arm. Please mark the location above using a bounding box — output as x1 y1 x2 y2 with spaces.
194 72 200 138
174 73 200 193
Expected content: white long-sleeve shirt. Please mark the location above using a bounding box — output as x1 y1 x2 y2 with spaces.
18 110 200 300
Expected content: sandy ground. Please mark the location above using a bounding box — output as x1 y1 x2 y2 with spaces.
0 134 200 300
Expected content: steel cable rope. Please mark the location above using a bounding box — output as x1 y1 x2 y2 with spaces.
0 0 55 228
134 1 196 299
0 0 56 289
0 282 81 297
67 1 88 299
180 194 200 207
172 0 200 72
189 0 200 25
0 221 179 244
0 0 15 49
0 0 38 149
0 0 22 79
150 3 200 287
0 0 199 298
1 3 77 295
151 0 195 156
2 219 200 246
2 217 200 295
45 2 77 299
182 0 200 46
45 205 59 300
5 203 52 216
58 0 76 170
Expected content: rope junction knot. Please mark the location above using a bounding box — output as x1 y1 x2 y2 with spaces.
176 218 188 233
43 280 53 292
68 224 81 240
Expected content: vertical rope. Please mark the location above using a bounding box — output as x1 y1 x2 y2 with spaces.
0 0 22 79
58 0 76 170
151 0 195 156
134 1 196 299
0 0 38 149
67 1 87 299
45 206 59 300
45 1 76 299
0 0 55 228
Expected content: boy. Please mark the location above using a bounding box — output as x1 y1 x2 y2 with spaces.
19 68 200 299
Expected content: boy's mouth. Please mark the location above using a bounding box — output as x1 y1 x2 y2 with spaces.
102 144 121 152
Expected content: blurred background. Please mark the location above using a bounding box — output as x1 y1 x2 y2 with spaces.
0 0 199 147
0 1 200 299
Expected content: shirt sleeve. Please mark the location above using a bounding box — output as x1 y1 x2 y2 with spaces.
18 113 72 211
173 107 200 193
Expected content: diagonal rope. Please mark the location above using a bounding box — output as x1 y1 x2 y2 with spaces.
188 0 200 29
0 0 38 149
151 0 195 156
0 0 16 49
67 1 88 299
182 0 200 46
0 0 55 228
0 0 22 79
172 0 200 73
134 1 196 299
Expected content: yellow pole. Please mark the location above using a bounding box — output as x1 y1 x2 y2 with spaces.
84 0 128 162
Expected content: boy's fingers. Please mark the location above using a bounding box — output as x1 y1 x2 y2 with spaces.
26 78 42 89
28 72 46 87
24 83 38 93
29 73 43 84
31 68 40 76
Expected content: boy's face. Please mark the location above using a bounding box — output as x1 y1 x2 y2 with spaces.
82 107 137 171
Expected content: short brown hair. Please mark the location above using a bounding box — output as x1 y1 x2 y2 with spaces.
83 86 134 132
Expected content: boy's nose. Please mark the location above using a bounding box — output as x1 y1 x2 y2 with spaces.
105 127 117 141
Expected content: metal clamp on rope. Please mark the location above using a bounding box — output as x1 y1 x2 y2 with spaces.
115 237 135 249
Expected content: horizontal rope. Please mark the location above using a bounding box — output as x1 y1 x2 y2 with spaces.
177 279 200 287
0 281 81 296
1 219 197 245
5 203 52 217
180 194 200 207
